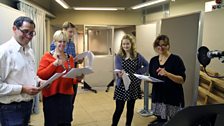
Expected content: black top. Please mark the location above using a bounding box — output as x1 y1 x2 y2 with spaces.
149 54 186 107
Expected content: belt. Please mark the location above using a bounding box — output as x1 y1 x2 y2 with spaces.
0 100 33 105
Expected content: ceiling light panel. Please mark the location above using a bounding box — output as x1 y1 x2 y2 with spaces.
55 0 70 9
73 7 125 11
131 0 169 10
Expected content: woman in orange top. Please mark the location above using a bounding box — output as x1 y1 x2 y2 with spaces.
37 30 75 126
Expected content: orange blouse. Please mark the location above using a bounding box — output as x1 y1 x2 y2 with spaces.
37 52 76 97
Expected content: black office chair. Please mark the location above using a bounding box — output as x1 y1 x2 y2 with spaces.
164 104 224 126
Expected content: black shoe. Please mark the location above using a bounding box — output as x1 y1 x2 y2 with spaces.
148 120 159 126
148 120 166 126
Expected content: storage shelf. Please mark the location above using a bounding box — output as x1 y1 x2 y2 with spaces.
197 70 224 105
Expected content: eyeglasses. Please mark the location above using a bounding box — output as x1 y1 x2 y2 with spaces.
17 27 36 37
157 44 168 48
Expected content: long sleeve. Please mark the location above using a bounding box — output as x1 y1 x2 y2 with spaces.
37 52 58 80
37 52 75 97
0 51 22 96
114 55 123 86
0 37 37 103
136 53 149 74
115 55 123 70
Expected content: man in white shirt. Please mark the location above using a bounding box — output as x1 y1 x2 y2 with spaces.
0 16 42 126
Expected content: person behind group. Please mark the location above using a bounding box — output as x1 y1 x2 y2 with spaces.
112 34 148 126
0 16 43 126
148 35 186 126
37 30 79 126
50 22 82 113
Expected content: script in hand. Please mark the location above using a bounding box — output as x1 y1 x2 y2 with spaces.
63 67 94 78
133 74 163 82
38 70 66 89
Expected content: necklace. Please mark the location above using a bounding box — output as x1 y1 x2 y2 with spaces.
62 55 71 71
159 52 171 62
159 56 167 62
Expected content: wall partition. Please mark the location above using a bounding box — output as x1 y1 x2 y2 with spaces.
160 12 202 106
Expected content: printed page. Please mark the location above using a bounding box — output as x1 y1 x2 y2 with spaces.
63 67 94 78
133 74 163 82
38 70 66 89
122 71 131 91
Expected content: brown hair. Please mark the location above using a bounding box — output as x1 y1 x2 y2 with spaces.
118 34 137 59
62 22 75 30
153 34 170 49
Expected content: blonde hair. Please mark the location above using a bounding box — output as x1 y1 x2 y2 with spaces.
53 30 68 43
118 34 137 59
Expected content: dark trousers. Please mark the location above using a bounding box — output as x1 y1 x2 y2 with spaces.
0 100 33 126
71 84 78 121
112 99 136 126
43 94 73 126
72 84 78 104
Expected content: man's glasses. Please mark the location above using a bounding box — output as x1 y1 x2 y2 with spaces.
17 27 36 37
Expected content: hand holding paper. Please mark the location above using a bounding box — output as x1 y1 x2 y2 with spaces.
114 69 124 78
62 51 94 79
75 51 94 67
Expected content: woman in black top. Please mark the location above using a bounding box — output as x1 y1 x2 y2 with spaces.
148 35 186 126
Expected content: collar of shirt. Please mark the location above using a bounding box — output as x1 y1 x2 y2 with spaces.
10 37 31 53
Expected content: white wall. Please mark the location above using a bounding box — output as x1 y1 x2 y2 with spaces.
0 3 24 45
51 11 143 26
202 9 224 74
114 30 126 54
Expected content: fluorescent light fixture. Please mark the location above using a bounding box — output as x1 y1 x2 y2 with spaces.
131 0 169 10
73 7 125 11
55 0 69 9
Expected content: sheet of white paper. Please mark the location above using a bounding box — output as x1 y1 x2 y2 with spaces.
122 71 131 91
75 51 94 67
75 51 89 60
114 69 121 72
63 67 94 78
133 74 164 82
38 70 66 89
86 51 94 67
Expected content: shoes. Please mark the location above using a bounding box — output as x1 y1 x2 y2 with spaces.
148 119 166 126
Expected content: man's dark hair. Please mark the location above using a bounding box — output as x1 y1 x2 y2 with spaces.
13 16 35 28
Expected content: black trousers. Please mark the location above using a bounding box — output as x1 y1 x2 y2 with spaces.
112 99 136 126
43 94 73 126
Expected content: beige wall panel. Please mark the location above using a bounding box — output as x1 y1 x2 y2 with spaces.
202 9 224 75
51 11 142 25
